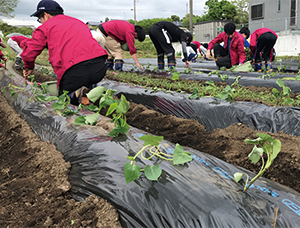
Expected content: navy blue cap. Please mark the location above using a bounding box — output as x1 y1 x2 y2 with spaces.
31 0 63 17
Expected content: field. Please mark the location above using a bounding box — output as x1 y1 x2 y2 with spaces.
1 59 300 227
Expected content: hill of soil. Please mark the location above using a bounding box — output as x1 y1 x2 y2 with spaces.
1 67 300 227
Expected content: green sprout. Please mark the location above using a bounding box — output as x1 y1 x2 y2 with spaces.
234 133 281 192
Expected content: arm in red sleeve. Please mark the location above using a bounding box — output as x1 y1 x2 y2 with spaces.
21 28 47 69
125 31 137 56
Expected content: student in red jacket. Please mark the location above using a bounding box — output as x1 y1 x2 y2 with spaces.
21 0 108 106
98 20 145 71
0 38 7 69
7 36 30 69
205 22 246 69
250 28 277 72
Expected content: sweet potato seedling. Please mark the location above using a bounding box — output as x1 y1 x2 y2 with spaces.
124 135 193 184
74 86 130 137
234 133 281 192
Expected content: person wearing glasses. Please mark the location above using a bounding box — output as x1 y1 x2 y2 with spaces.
21 0 108 106
205 22 246 69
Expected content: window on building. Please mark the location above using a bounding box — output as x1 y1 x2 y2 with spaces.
278 0 281 12
290 0 296 26
251 4 264 20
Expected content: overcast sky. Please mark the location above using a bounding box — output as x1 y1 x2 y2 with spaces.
1 0 207 27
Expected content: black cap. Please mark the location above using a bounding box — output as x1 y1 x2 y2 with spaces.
31 0 63 17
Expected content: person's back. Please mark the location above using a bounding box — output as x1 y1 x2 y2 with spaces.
21 0 108 106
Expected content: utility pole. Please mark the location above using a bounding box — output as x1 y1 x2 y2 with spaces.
189 0 193 34
134 0 137 25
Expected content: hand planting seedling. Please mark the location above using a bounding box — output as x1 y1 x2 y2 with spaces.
74 86 130 137
124 135 193 184
234 133 281 192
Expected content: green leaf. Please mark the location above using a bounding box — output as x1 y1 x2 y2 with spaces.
84 104 100 112
234 172 244 183
74 116 86 125
218 91 229 100
45 96 59 102
248 145 264 163
124 162 141 184
37 95 46 102
108 123 130 137
144 165 162 181
51 102 65 110
87 86 106 103
271 139 281 161
116 95 129 114
295 75 300 81
2 87 6 92
139 135 163 146
106 102 118 116
173 143 193 165
257 133 274 143
85 113 100 125
283 86 291 96
276 79 285 87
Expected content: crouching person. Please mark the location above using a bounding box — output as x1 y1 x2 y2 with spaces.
21 0 108 106
206 22 246 69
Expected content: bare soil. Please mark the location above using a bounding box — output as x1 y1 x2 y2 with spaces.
1 67 300 227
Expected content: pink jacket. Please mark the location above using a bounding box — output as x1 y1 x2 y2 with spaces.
21 15 108 87
11 36 30 49
208 31 246 66
192 41 201 53
250 28 278 57
0 49 5 68
102 20 137 55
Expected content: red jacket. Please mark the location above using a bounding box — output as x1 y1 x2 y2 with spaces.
102 20 137 55
21 15 108 87
250 28 278 57
208 31 246 66
0 49 5 68
11 36 30 49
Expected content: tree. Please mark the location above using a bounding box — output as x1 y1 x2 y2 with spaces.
0 0 19 18
232 0 249 24
171 15 180 22
105 17 109 22
204 0 237 22
182 14 202 30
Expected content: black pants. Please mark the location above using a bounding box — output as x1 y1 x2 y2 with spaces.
59 56 107 95
213 43 232 68
254 32 277 63
149 24 176 64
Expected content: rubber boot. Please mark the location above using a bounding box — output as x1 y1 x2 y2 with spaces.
115 59 123 71
15 57 22 70
254 63 262 72
265 62 273 72
106 59 114 70
158 62 164 70
168 62 176 70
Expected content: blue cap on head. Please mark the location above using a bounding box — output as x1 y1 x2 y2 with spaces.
31 0 63 17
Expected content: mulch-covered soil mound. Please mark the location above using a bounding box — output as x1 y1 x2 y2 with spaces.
2 67 300 226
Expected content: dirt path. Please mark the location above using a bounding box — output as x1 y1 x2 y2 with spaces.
1 66 300 226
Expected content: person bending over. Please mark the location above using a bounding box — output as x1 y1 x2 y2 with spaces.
21 0 108 106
